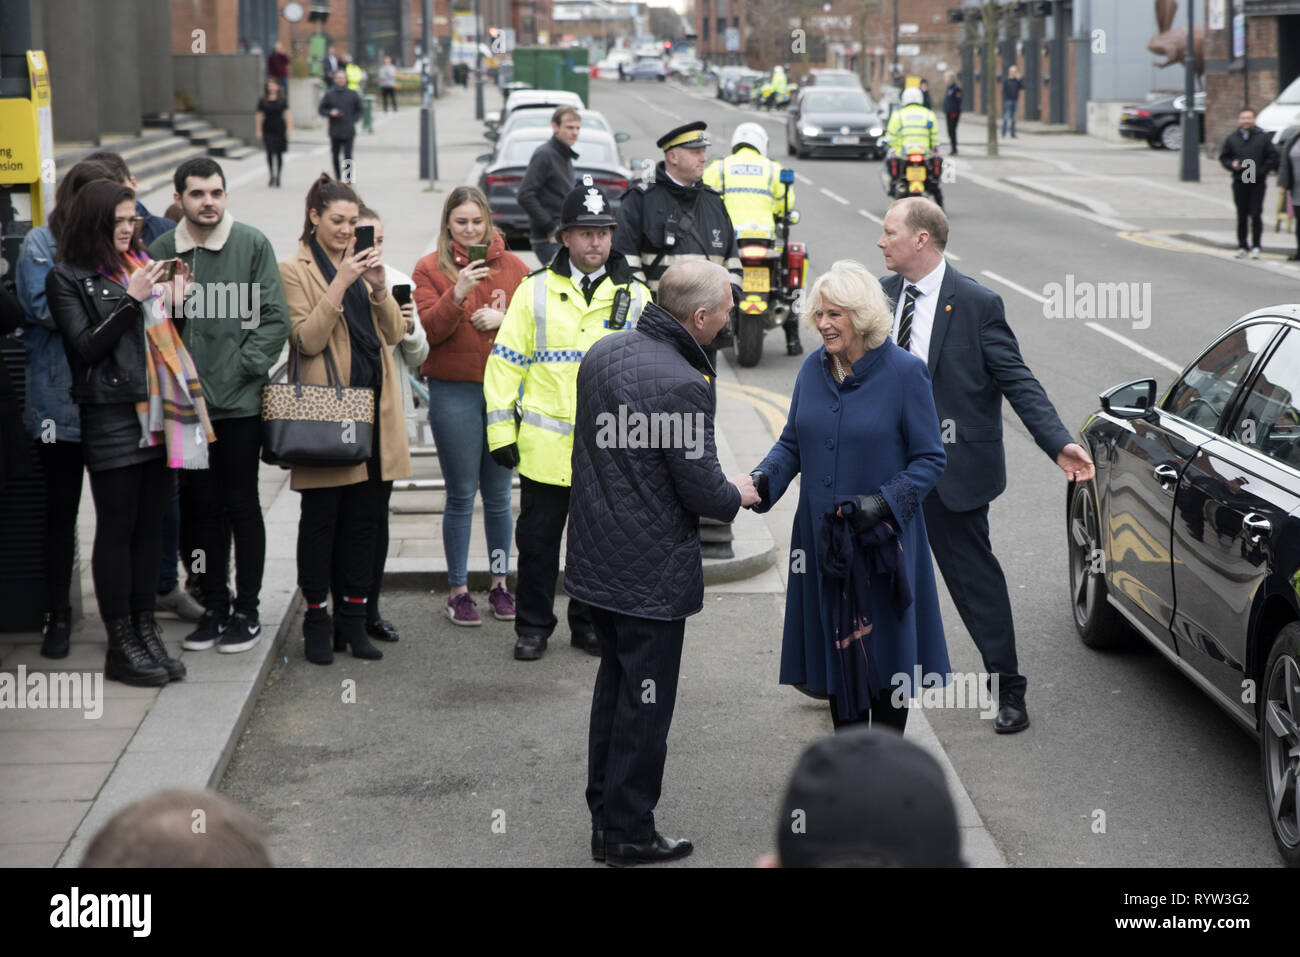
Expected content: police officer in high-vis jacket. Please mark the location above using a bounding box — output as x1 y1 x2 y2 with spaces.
702 122 801 355
886 87 943 206
484 177 652 662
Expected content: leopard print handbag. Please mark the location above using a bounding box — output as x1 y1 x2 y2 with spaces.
261 339 375 467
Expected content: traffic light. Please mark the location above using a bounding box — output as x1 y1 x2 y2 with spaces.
663 40 672 50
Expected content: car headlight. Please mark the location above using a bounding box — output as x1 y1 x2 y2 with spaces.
801 126 820 137
869 127 883 137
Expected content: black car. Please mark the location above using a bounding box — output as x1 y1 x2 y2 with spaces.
1119 91 1206 150
787 86 884 159
476 129 630 247
1069 308 1300 865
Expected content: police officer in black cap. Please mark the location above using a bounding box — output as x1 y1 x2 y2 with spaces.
614 120 742 558
484 176 652 661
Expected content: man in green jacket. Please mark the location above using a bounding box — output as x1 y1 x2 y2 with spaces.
149 157 290 655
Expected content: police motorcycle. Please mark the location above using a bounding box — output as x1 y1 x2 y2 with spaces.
756 67 794 111
880 150 945 208
732 167 808 368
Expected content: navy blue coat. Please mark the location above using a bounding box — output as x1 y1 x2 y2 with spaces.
882 266 1072 512
756 340 949 696
565 302 742 620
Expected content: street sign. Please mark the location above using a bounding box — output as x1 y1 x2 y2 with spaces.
899 23 918 34
897 43 920 57
725 27 739 52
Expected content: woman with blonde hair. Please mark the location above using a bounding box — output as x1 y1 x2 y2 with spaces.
412 186 530 626
750 259 949 730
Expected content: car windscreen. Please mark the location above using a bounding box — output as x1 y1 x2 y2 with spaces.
501 136 616 166
504 111 610 133
1278 75 1300 105
802 90 874 113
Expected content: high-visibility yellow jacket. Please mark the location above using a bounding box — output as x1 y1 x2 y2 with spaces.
886 103 939 155
701 147 794 241
345 62 363 91
483 250 651 487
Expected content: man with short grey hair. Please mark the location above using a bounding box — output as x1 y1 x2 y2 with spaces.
565 260 758 866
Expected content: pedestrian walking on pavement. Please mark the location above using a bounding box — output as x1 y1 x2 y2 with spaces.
15 158 123 659
150 157 291 657
344 204 428 645
483 178 652 661
517 106 581 266
919 78 932 110
319 71 363 183
876 197 1095 734
378 56 398 112
1277 125 1300 261
1220 108 1280 259
565 261 758 866
278 174 412 665
46 179 215 686
1001 65 1023 138
255 78 291 188
943 71 962 155
267 40 290 104
412 186 529 627
750 259 948 731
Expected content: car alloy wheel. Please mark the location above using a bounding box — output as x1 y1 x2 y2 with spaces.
1160 122 1182 151
1069 486 1102 628
1261 628 1300 864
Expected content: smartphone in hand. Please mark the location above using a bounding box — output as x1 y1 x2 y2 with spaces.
354 225 376 253
468 244 488 263
157 258 182 281
392 284 412 306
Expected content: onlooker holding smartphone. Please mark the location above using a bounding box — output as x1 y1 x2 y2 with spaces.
46 179 215 685
339 204 428 645
279 174 411 664
412 187 529 625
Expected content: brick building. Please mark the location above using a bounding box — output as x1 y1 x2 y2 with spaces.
1204 1 1300 146
697 0 746 65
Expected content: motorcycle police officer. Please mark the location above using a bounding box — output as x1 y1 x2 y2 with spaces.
885 87 943 206
702 121 801 355
484 177 652 662
614 120 742 559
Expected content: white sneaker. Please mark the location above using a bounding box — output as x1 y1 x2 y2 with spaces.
156 583 205 621
1235 248 1249 259
1251 247 1262 259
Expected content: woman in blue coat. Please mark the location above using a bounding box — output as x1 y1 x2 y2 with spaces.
752 259 950 730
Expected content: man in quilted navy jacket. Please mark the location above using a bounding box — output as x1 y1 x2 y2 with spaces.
565 261 759 866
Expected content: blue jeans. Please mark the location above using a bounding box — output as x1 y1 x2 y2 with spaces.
531 240 561 266
1001 101 1017 137
426 378 514 587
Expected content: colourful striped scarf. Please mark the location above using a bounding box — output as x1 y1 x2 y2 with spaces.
104 252 216 468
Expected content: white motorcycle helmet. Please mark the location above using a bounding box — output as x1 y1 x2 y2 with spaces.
732 121 769 156
901 86 924 107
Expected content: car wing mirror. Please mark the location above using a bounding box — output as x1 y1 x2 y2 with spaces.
615 131 630 143
1100 378 1158 420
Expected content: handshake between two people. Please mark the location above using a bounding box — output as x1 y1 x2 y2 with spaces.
741 468 892 532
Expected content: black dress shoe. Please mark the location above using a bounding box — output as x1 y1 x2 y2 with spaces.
366 618 400 642
570 630 600 656
606 832 693 867
995 696 1029 734
591 829 605 862
786 338 804 356
514 634 547 661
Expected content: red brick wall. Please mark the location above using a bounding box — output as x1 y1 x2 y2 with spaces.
1205 14 1279 149
170 0 239 54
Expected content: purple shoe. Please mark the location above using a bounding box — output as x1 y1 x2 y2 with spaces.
445 592 481 627
488 585 516 621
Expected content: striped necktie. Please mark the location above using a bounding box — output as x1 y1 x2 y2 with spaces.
897 284 920 352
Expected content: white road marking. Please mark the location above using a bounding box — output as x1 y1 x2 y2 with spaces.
857 208 883 224
982 271 1183 374
819 187 849 205
794 172 813 185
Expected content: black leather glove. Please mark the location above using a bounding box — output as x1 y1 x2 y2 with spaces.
843 493 893 533
489 444 520 470
749 469 769 507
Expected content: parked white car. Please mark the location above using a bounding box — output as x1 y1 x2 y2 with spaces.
1258 75 1300 141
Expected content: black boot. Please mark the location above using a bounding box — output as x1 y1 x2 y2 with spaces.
133 612 187 681
40 608 71 660
303 607 333 665
783 320 803 356
334 608 382 660
104 616 169 686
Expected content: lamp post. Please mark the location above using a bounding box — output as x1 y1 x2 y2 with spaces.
420 0 439 183
474 0 485 120
1179 0 1199 181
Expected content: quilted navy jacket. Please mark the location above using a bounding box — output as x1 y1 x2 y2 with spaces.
564 302 742 620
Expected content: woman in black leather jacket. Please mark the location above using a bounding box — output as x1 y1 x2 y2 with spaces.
46 179 208 686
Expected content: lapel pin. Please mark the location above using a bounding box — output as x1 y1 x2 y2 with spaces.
945 305 952 312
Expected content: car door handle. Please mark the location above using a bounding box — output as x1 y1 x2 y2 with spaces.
1153 463 1179 487
1242 513 1272 541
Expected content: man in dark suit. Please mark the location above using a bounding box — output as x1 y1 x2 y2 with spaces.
876 197 1094 734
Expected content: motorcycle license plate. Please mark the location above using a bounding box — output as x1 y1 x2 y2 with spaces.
830 135 858 145
742 267 770 293
906 165 928 182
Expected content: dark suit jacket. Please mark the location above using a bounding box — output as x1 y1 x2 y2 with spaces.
882 264 1072 512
